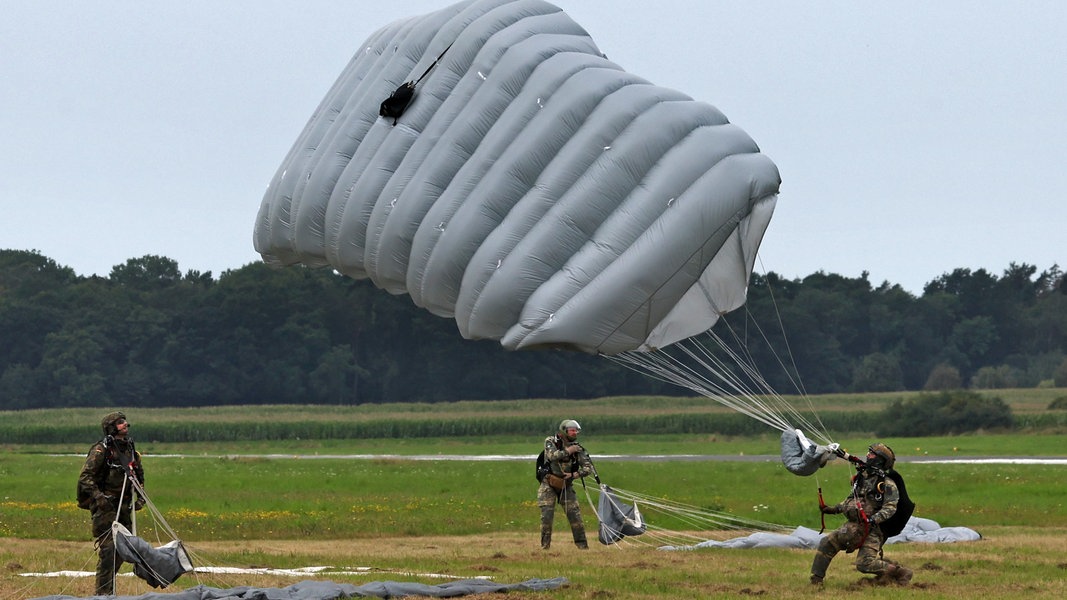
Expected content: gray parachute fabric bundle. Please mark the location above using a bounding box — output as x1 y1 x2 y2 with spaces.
30 577 568 600
779 429 835 476
596 485 646 544
254 0 781 356
112 522 193 589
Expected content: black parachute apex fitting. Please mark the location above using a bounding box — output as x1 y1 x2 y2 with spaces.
379 42 453 125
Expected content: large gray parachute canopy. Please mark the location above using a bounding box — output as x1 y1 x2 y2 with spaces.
253 0 781 355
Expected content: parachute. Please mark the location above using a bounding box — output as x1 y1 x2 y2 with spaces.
596 485 646 545
253 0 781 356
253 0 846 476
112 522 193 589
31 578 566 600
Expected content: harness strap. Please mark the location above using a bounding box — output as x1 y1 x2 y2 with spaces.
817 487 827 534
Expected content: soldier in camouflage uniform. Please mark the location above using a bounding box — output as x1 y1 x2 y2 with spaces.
77 411 145 595
810 443 913 586
537 419 593 550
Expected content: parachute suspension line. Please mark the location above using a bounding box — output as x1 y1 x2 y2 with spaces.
612 345 788 432
748 258 833 438
710 320 832 445
753 257 809 398
674 336 798 432
126 477 181 545
595 486 790 549
612 330 833 446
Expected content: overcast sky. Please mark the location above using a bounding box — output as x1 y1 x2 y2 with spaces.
3 1 1064 295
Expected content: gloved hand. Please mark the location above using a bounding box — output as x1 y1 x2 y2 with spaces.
134 496 146 511
565 444 581 455
820 504 839 514
93 492 113 512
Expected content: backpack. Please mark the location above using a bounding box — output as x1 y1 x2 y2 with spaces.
536 436 563 482
879 469 916 538
535 450 549 482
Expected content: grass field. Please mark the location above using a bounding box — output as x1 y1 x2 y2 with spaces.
1 394 1065 599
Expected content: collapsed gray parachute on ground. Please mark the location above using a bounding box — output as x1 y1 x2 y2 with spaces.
658 517 981 551
254 0 780 355
30 577 567 600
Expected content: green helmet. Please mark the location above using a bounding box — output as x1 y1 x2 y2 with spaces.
558 419 581 441
867 442 896 470
101 411 127 436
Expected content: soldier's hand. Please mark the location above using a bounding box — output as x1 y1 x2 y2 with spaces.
93 493 112 512
565 444 580 455
134 496 146 511
820 505 838 514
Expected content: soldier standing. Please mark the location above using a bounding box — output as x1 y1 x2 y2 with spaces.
77 411 145 595
537 419 593 550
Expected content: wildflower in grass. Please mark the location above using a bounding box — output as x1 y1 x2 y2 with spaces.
171 508 209 519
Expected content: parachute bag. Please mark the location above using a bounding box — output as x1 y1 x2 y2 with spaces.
879 470 916 538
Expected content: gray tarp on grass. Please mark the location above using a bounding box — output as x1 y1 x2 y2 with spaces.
658 517 981 550
31 577 567 600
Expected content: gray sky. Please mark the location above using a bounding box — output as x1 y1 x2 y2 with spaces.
3 1 1064 295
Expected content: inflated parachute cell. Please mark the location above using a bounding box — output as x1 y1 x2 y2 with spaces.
254 0 781 355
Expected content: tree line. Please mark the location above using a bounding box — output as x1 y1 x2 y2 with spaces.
1 249 1064 409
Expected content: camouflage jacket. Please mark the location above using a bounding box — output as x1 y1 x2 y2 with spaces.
543 435 593 480
77 437 144 510
831 469 899 526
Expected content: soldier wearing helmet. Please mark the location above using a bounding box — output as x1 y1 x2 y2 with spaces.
76 411 146 595
810 442 913 587
536 419 593 549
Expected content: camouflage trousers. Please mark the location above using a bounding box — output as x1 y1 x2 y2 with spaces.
536 482 588 549
90 507 133 595
811 520 895 580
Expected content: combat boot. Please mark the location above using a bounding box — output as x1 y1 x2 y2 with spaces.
885 564 913 585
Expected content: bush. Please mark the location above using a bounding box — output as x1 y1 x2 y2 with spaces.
1049 396 1067 410
875 390 1014 436
924 363 962 391
1055 358 1067 387
971 365 1022 389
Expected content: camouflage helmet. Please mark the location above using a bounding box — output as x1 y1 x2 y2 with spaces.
101 411 127 435
867 442 896 470
558 419 581 441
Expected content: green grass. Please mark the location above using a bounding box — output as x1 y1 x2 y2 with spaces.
2 395 1066 599
2 434 1064 543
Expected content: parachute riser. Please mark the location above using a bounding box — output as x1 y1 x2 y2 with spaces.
575 443 602 486
817 486 826 534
